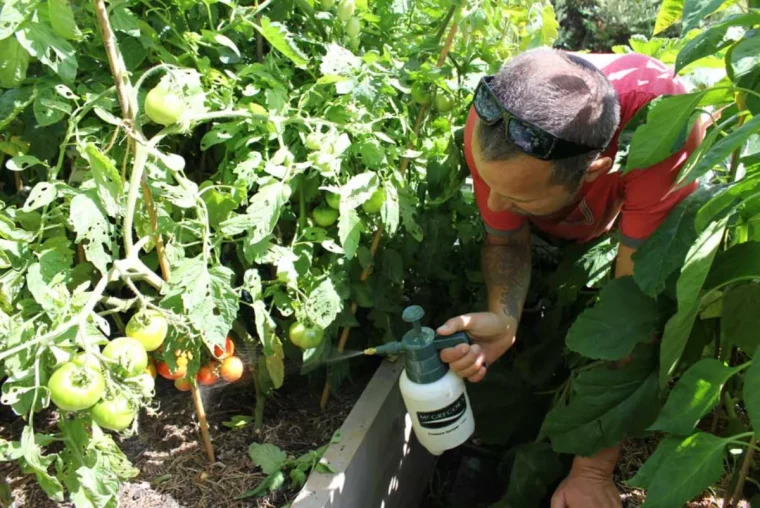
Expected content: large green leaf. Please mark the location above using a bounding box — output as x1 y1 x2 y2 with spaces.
696 176 760 231
47 0 80 40
253 17 308 68
683 0 730 32
676 12 760 72
659 217 727 387
728 30 760 81
704 241 760 290
633 187 713 297
722 283 760 353
69 190 116 275
338 208 363 259
541 345 660 457
628 437 681 489
654 0 684 35
248 443 287 475
566 277 659 361
494 443 565 508
0 0 33 40
639 433 728 508
16 22 77 83
744 347 760 433
649 359 739 435
690 118 760 195
626 92 705 171
0 37 29 88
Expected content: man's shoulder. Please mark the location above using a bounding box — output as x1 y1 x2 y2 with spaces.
593 52 684 97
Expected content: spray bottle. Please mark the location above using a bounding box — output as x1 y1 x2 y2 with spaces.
364 305 475 456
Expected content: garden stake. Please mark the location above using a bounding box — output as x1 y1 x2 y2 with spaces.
320 7 462 410
93 0 216 463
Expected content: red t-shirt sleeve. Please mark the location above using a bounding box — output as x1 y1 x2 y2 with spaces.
464 107 528 236
619 121 702 247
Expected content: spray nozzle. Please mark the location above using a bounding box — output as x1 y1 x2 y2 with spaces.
363 331 470 357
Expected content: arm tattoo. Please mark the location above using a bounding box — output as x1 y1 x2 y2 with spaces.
482 240 530 319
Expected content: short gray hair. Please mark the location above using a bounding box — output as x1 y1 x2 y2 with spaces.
477 48 620 190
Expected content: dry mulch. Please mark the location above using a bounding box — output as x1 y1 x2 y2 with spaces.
1 362 375 508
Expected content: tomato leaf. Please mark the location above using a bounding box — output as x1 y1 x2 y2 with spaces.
541 345 660 457
566 277 659 361
16 21 77 83
649 359 740 435
743 347 760 433
728 31 760 82
0 0 33 40
0 37 30 88
625 92 705 171
633 186 713 297
659 217 727 387
338 208 363 259
637 432 728 508
628 436 681 489
84 144 123 218
305 277 343 329
110 5 140 37
704 241 760 290
47 0 80 40
253 17 308 68
243 182 289 245
265 341 285 389
381 182 400 236
249 443 287 475
20 427 63 502
340 172 378 211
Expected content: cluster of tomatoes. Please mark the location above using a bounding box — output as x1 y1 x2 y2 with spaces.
153 335 245 392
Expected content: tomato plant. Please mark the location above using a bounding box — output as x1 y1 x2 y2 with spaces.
220 356 244 383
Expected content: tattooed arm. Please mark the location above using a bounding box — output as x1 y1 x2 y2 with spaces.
437 227 531 382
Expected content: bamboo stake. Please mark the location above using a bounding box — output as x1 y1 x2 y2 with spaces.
320 14 461 410
92 0 215 463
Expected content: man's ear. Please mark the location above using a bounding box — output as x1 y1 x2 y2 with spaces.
584 157 613 183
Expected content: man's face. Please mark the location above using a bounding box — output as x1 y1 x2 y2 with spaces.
472 129 581 218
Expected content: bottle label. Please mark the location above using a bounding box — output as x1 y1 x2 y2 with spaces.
416 393 467 430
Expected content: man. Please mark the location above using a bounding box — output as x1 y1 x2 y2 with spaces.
436 48 704 507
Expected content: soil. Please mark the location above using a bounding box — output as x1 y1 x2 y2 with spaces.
1 357 378 508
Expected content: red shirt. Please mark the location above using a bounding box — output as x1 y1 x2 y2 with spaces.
465 53 701 247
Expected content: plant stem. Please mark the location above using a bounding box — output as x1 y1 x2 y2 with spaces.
191 382 216 462
726 436 757 508
92 0 134 122
320 6 462 410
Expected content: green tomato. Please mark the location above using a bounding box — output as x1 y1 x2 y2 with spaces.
325 192 341 210
337 0 355 22
289 322 325 349
144 86 184 126
321 0 335 8
91 395 136 432
48 362 105 412
305 132 322 151
361 188 385 214
126 309 168 352
72 352 101 372
132 373 155 397
313 206 339 227
411 82 431 105
434 93 454 113
346 17 361 37
103 337 148 378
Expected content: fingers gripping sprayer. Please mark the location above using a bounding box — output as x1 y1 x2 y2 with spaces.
365 305 475 456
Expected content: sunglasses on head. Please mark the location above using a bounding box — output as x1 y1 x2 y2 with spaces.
471 76 602 161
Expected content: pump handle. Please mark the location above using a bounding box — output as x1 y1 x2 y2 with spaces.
432 331 471 350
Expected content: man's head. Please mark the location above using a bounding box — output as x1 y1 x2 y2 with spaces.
474 48 620 217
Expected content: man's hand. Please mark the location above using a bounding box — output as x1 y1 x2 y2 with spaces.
436 312 516 382
551 448 622 508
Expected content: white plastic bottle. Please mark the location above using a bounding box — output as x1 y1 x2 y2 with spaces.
399 367 475 456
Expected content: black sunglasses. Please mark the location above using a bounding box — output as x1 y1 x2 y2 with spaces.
471 76 602 160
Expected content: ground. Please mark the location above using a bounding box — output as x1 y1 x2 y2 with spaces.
1 361 373 508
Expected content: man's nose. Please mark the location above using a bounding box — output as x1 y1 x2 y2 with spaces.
487 192 512 213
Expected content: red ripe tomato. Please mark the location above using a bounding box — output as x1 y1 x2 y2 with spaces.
220 356 244 383
213 336 235 359
157 361 185 380
174 377 192 392
196 363 220 386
